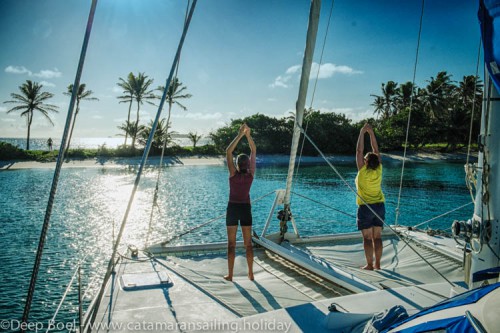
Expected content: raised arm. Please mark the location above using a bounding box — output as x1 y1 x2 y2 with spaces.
244 125 257 176
366 125 381 163
226 124 246 176
356 125 367 170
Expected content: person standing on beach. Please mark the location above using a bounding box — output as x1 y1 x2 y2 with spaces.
47 137 53 151
224 123 256 281
355 123 385 270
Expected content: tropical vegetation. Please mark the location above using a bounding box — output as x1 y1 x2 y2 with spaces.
116 72 156 148
63 83 98 153
3 80 59 150
2 71 482 160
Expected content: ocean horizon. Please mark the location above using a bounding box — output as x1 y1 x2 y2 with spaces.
0 135 212 151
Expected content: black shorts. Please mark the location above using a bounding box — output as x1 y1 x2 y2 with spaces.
357 203 385 230
226 202 252 226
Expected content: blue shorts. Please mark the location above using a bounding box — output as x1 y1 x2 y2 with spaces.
357 203 385 230
226 202 252 226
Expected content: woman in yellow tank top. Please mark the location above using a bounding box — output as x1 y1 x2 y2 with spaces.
355 123 385 270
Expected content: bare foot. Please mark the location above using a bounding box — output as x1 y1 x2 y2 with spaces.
223 275 233 281
248 273 254 281
374 265 381 270
361 264 374 270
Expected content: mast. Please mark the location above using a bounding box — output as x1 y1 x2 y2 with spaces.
282 0 321 223
466 72 500 288
452 0 500 288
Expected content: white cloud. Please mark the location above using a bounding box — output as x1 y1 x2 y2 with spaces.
267 97 277 102
270 62 362 88
173 112 223 120
91 115 103 119
0 106 7 112
5 65 62 79
311 63 363 78
112 86 123 94
33 68 61 79
5 65 32 75
40 81 56 88
285 65 302 75
269 75 291 88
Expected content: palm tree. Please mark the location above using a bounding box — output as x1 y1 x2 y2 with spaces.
117 120 140 144
157 77 192 126
421 71 454 121
371 96 385 119
138 118 175 152
4 80 59 150
130 72 156 148
395 81 415 113
117 73 135 146
188 131 202 148
370 81 398 119
157 77 192 150
64 83 98 153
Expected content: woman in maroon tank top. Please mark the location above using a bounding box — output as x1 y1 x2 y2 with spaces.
224 123 256 281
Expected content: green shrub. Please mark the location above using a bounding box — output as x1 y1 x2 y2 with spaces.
0 142 28 160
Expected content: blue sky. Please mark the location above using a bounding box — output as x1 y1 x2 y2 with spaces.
0 0 481 140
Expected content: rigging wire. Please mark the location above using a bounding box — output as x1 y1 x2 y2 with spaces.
411 202 473 229
159 190 275 246
145 0 191 247
291 191 356 219
297 123 456 287
21 0 98 327
87 1 198 328
394 0 425 227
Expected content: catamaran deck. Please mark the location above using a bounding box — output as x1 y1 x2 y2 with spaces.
86 230 466 332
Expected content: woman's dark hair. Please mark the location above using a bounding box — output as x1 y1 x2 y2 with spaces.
364 152 380 170
236 154 250 173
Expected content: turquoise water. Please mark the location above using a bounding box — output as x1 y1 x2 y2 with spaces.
0 160 472 329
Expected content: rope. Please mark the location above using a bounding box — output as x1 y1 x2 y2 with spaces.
394 0 425 227
160 190 275 246
297 124 456 287
21 0 98 327
88 2 198 329
412 202 473 229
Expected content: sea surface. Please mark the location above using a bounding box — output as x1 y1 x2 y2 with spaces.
0 136 211 150
0 159 473 331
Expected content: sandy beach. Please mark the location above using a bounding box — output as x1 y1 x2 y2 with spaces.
0 151 477 171
0 156 226 170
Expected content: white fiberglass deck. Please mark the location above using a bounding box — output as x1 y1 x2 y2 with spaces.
87 231 465 332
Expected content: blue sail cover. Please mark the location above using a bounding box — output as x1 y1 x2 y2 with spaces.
382 282 500 332
480 0 500 91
